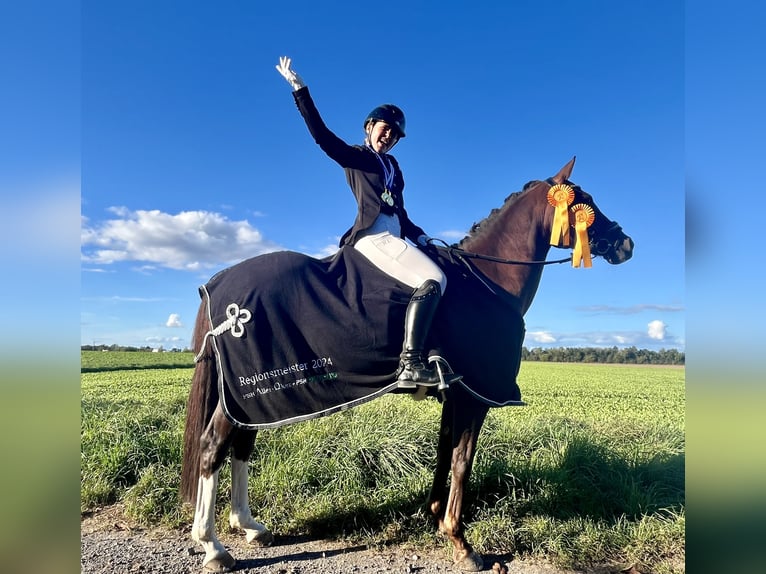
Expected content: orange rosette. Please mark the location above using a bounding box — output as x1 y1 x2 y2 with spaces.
547 184 575 247
570 203 595 268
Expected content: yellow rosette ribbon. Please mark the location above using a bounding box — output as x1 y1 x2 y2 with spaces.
570 203 595 268
547 184 575 247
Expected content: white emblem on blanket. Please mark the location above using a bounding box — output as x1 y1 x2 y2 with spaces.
222 303 252 337
195 302 252 362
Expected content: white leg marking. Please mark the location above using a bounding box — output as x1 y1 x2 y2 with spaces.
229 458 270 543
192 471 230 566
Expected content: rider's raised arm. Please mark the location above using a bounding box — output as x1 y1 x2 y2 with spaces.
277 56 373 171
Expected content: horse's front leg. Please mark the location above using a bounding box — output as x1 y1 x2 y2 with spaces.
228 431 274 546
443 405 488 572
192 405 237 572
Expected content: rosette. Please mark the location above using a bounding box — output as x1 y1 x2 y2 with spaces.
547 184 575 247
570 203 595 268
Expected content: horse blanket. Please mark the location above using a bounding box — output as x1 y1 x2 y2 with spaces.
199 246 524 430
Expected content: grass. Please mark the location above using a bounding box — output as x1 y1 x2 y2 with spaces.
81 350 194 372
81 351 684 572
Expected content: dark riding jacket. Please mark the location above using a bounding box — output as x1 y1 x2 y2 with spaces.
292 86 427 247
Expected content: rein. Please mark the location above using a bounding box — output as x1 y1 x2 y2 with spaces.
430 238 572 267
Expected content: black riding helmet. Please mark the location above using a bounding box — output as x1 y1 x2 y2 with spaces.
364 104 406 138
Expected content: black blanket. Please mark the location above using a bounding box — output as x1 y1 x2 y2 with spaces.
200 246 524 429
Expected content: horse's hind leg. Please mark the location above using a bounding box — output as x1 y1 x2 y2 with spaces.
228 430 274 546
192 404 237 572
443 399 489 572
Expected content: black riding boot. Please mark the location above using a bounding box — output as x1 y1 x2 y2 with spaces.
396 280 443 388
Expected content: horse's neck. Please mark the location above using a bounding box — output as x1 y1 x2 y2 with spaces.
462 183 552 315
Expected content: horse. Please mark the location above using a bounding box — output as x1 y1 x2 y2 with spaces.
180 157 634 572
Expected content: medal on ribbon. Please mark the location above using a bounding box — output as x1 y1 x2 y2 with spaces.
570 203 595 268
381 188 394 206
547 184 575 247
371 149 396 207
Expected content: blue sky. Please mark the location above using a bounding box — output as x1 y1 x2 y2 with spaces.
79 1 685 351
8 4 766 569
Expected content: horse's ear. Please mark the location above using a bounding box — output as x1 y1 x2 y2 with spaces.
552 156 576 184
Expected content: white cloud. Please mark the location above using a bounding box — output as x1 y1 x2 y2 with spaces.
310 244 340 259
81 208 284 271
647 320 667 340
437 229 469 241
166 313 183 328
527 330 557 343
522 327 683 350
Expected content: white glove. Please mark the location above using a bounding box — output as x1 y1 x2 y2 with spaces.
417 234 432 247
275 56 306 91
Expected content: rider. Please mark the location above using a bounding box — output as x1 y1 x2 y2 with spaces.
275 56 456 388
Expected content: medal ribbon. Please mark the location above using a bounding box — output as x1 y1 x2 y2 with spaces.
547 184 575 247
370 148 395 205
570 204 595 268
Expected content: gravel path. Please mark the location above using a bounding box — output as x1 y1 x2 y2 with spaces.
80 506 586 574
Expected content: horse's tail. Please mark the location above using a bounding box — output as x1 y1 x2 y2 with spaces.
180 300 219 505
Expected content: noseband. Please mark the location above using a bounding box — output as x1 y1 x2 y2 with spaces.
590 222 623 255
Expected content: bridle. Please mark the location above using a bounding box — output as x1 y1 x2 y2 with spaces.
590 221 624 256
432 180 623 267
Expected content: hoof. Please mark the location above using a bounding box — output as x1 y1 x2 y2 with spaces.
202 551 236 573
454 550 484 572
247 528 274 547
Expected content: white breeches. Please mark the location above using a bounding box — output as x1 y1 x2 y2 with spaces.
354 231 447 292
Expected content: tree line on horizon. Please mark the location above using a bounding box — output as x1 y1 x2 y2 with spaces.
522 345 684 365
81 344 684 365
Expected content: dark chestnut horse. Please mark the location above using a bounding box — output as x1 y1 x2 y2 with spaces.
180 157 634 572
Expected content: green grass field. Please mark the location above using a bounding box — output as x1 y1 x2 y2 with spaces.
81 351 684 572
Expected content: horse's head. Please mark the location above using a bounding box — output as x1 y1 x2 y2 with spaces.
550 157 634 265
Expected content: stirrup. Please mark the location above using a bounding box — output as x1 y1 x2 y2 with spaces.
427 355 463 392
395 362 439 390
396 355 462 391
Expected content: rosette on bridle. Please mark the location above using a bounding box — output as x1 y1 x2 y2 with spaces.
570 203 595 268
547 184 575 247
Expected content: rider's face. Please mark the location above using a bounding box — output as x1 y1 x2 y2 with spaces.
367 121 399 153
